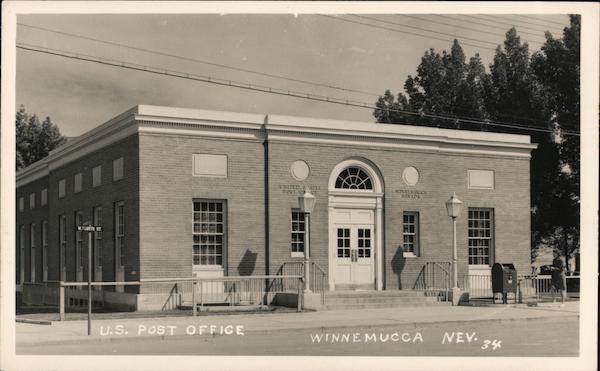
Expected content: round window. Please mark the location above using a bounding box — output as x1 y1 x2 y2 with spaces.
290 160 310 181
402 166 420 186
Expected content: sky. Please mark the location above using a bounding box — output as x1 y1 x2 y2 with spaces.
15 12 571 137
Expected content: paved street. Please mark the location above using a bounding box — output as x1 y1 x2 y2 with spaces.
17 302 580 357
19 316 578 356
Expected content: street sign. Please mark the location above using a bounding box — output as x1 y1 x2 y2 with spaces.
77 225 102 232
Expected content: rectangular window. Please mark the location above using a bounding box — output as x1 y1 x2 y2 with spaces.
30 223 36 282
192 201 225 266
74 173 83 193
115 202 125 267
75 211 84 272
29 193 35 209
336 228 350 258
42 221 48 281
41 189 47 206
290 210 305 257
93 206 103 270
92 165 102 187
58 179 66 198
113 157 124 181
468 208 494 265
59 215 67 281
19 225 25 284
403 212 419 256
19 197 24 212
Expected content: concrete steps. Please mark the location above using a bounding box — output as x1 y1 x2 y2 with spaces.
320 290 450 311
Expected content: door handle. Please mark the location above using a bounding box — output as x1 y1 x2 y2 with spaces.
351 250 357 262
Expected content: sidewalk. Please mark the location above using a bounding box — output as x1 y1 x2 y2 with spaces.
16 301 579 347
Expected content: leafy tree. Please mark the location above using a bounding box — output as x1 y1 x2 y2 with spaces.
530 15 581 271
373 20 580 268
375 40 488 130
16 105 66 170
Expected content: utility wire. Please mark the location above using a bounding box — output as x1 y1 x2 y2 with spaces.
17 21 565 128
511 14 569 29
397 14 547 43
16 42 579 137
435 15 554 40
513 14 569 28
466 15 564 34
17 22 380 97
474 14 566 33
349 14 543 47
319 14 498 52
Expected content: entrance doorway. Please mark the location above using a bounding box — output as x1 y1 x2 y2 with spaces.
332 209 375 290
327 158 384 291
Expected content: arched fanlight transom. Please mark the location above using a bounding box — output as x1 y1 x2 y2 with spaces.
335 167 373 190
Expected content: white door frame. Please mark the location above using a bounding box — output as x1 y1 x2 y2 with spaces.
327 158 384 291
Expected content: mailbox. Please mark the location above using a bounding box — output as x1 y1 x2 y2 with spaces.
492 263 518 304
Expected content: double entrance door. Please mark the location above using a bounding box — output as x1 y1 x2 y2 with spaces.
332 208 375 290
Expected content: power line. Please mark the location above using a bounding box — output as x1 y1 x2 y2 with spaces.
466 15 563 34
435 15 552 40
476 14 566 33
16 42 579 137
511 14 568 30
18 21 566 129
397 14 547 43
349 14 543 48
319 14 498 51
513 14 569 28
17 22 380 98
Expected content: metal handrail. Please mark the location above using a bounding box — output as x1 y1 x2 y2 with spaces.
56 274 305 320
414 261 451 301
280 261 327 304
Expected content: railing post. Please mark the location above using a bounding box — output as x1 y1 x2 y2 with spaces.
192 281 196 317
59 284 65 321
297 278 303 312
518 280 523 304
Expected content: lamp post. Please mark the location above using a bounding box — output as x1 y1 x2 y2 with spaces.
298 187 316 293
445 192 463 299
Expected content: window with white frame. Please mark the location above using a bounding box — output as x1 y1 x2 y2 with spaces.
75 211 84 273
29 193 35 209
113 158 124 181
59 215 67 281
193 201 225 266
58 179 66 198
41 189 47 206
402 212 419 256
19 197 24 212
42 221 48 281
115 202 125 267
468 208 494 265
30 223 36 282
93 206 103 271
335 167 373 190
19 225 25 284
92 165 102 187
291 210 305 256
74 173 83 193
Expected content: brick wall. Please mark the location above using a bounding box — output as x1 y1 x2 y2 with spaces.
31 135 140 293
137 134 265 287
267 140 531 290
16 176 50 285
17 125 532 296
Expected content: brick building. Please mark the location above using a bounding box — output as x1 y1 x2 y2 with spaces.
16 105 536 310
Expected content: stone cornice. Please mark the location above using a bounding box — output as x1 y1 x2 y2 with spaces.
16 105 537 187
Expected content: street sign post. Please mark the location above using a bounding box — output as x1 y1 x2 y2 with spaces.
77 224 102 335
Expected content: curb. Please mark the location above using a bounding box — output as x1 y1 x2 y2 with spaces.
17 314 579 348
16 318 53 325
